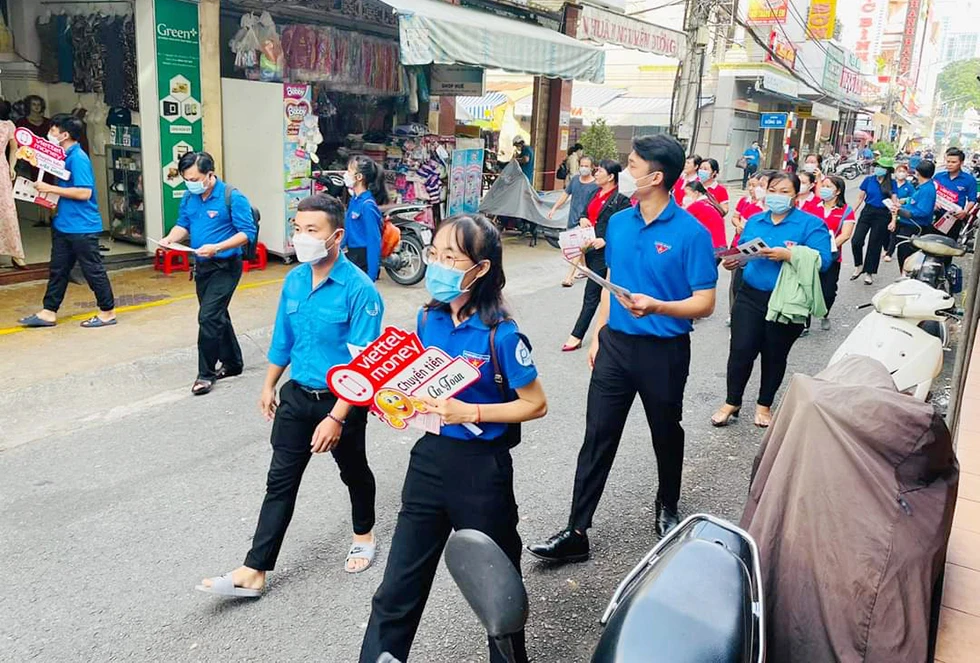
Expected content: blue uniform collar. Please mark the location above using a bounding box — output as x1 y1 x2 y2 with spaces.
760 208 802 226
427 306 494 331
65 142 80 157
630 197 681 226
297 252 353 290
353 190 373 203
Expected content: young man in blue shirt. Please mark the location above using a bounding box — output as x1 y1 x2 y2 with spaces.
159 152 256 395
513 135 535 183
198 194 384 598
895 160 939 268
742 140 761 188
933 147 978 238
19 113 117 329
529 135 718 563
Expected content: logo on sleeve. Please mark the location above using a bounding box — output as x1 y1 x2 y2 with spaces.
515 339 534 367
207 210 218 218
365 301 380 317
655 242 671 254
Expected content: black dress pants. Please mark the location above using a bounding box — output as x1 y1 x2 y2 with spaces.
194 257 244 381
244 381 374 571
347 247 370 278
42 230 115 312
360 434 525 663
820 260 841 313
851 206 892 275
569 327 691 533
741 163 757 189
571 252 605 340
726 285 804 408
729 266 744 316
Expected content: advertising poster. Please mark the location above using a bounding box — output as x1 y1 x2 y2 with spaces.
284 189 308 252
805 0 837 40
747 0 788 24
283 83 313 190
448 148 484 217
155 0 203 232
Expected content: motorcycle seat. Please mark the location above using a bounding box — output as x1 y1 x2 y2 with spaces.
913 234 966 257
592 538 752 663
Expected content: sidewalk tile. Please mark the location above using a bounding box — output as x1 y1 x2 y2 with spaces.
942 563 980 616
936 607 980 663
959 472 980 503
952 499 980 534
947 527 980 572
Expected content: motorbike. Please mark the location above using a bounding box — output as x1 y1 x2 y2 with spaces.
312 171 432 286
380 518 765 663
832 158 862 180
828 278 958 399
901 233 965 298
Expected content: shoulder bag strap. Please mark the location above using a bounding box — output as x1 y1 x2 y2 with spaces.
488 320 510 399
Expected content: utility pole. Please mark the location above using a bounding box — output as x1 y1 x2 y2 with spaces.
671 0 713 148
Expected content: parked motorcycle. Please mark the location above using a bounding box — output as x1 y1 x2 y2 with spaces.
832 158 862 180
901 233 965 297
829 279 958 399
379 519 764 663
381 203 433 286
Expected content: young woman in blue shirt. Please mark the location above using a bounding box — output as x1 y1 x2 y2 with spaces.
360 214 548 663
894 160 939 269
711 173 832 429
884 163 916 262
343 155 389 281
850 156 899 285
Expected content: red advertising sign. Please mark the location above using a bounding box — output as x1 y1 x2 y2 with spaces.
14 127 69 180
840 68 862 97
899 0 921 78
767 30 797 70
327 327 482 433
935 183 962 212
747 0 788 24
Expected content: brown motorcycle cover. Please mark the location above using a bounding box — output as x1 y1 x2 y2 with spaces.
741 356 958 663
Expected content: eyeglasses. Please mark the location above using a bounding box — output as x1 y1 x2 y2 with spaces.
423 246 471 270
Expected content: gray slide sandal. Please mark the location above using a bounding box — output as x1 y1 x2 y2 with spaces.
195 573 263 598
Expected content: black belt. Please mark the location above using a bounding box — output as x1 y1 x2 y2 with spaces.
295 383 334 401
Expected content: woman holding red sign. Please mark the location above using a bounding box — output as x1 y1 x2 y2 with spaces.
360 213 548 663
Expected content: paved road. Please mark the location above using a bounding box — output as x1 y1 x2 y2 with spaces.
0 201 945 662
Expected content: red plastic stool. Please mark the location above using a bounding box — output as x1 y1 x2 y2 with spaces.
154 247 190 276
242 242 268 273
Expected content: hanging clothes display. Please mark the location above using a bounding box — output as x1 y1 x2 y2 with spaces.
35 16 60 83
100 15 138 110
56 14 74 84
72 14 106 94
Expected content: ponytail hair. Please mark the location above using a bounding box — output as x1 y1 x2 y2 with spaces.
349 155 390 206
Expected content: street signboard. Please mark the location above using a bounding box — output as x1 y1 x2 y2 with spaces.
760 113 789 129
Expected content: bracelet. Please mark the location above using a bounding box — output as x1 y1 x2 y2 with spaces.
475 404 481 424
326 413 345 426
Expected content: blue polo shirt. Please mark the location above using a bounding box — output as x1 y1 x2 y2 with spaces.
54 143 103 234
894 180 915 204
605 199 718 338
934 170 978 209
899 179 937 230
268 254 384 390
859 175 898 209
741 208 833 292
418 308 538 441
743 146 761 167
175 179 256 259
342 190 382 281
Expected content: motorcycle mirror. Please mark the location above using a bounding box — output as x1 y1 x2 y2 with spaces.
444 529 528 639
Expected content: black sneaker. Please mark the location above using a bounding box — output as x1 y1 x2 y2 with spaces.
526 528 590 564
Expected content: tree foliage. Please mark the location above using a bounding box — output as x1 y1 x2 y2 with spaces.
936 58 980 110
581 119 619 161
872 140 897 157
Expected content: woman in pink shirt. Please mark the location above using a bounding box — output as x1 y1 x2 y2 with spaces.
698 157 730 215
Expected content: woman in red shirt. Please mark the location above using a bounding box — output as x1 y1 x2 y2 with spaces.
698 157 730 215
809 175 855 332
563 159 631 351
672 153 703 205
683 180 727 251
795 170 822 216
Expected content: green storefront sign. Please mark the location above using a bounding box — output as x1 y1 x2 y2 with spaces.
155 0 202 232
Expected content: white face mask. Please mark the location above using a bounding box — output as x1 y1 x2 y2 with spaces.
803 163 818 173
896 172 907 181
343 172 356 190
754 186 766 201
47 132 63 145
580 167 592 177
293 230 339 263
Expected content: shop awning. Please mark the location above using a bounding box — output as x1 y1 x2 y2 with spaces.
457 92 509 121
380 0 606 83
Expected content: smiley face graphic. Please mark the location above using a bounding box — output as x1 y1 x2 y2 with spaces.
375 389 428 430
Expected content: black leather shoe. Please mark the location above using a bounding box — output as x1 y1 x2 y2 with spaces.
526 528 590 563
656 501 680 537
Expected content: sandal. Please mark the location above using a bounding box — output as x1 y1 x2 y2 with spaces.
710 406 740 427
561 340 582 352
754 408 772 429
345 539 377 574
18 314 55 328
195 573 263 598
561 280 573 288
80 315 117 328
215 365 243 380
191 378 214 396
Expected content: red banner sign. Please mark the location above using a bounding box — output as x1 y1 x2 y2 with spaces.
767 30 797 70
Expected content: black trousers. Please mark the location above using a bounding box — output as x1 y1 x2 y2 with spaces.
729 266 744 316
194 257 244 381
741 163 758 189
820 260 841 313
571 252 605 340
244 381 374 571
851 206 892 275
347 247 370 277
569 327 691 533
726 285 804 408
360 434 525 663
42 230 115 312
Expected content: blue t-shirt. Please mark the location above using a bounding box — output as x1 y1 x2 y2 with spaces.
565 176 600 229
740 208 833 292
859 175 897 209
342 190 383 281
53 143 103 234
418 308 538 442
899 180 937 230
175 179 256 259
934 170 978 210
605 200 718 338
909 155 922 171
268 255 384 390
518 146 535 182
894 180 915 204
743 147 761 167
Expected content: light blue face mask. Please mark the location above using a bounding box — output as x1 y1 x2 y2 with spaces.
697 170 711 183
874 167 887 178
765 193 794 214
425 262 481 303
185 178 208 195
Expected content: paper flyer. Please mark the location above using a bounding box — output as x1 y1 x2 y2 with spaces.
12 176 59 209
148 237 195 252
327 327 483 435
558 226 596 260
935 183 963 214
564 259 632 300
715 238 769 263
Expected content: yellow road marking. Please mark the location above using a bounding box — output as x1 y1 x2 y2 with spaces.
0 277 284 337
